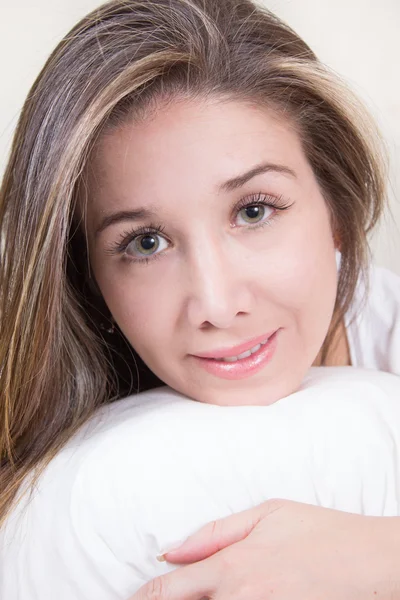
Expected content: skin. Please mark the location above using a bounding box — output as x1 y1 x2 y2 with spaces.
87 97 340 407
132 500 400 600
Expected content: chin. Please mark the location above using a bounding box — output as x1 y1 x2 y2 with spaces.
192 379 301 407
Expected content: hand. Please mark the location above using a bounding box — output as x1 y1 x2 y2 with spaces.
130 499 400 600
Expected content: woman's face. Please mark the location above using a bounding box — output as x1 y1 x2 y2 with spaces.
87 98 338 406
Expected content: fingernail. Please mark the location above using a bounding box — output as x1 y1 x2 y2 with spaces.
156 553 166 562
156 539 186 562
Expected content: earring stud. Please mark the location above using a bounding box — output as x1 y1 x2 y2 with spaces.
99 319 115 334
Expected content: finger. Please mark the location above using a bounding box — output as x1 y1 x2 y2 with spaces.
130 559 218 600
163 499 282 564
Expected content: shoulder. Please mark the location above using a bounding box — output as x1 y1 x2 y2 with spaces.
347 264 400 374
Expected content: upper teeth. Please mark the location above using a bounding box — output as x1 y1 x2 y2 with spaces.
217 339 268 362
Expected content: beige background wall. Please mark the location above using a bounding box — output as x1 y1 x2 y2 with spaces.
1 0 399 272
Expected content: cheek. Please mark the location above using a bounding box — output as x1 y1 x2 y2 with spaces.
250 200 338 320
275 234 336 304
94 263 175 352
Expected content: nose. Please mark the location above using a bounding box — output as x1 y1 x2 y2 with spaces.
186 240 253 329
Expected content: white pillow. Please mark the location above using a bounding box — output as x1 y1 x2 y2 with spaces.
2 367 400 600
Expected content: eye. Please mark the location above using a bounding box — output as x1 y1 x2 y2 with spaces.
125 233 168 258
235 203 274 226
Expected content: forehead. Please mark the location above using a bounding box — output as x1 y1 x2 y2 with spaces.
86 97 308 213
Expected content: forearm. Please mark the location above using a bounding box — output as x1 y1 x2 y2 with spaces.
366 516 400 598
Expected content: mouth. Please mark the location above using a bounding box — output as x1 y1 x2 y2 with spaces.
210 338 270 362
192 330 280 380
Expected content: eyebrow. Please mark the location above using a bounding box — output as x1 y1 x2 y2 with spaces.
218 162 297 193
95 208 155 237
94 162 296 237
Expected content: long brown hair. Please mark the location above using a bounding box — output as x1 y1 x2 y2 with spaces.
0 0 387 524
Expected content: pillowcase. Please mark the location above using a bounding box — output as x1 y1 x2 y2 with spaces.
2 366 400 600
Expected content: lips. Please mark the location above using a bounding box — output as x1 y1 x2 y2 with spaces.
212 339 269 362
191 330 280 380
193 331 276 360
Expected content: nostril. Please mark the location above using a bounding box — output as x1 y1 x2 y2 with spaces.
199 320 214 330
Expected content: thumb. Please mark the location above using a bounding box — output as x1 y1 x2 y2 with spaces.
162 499 281 564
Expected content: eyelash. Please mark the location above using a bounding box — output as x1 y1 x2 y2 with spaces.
232 192 292 228
106 193 292 263
105 223 167 263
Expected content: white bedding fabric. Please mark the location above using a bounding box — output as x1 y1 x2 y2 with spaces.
346 265 400 374
1 366 400 600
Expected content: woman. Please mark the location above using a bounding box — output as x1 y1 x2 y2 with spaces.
1 0 399 597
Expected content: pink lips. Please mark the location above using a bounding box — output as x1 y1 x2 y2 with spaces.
192 330 280 380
